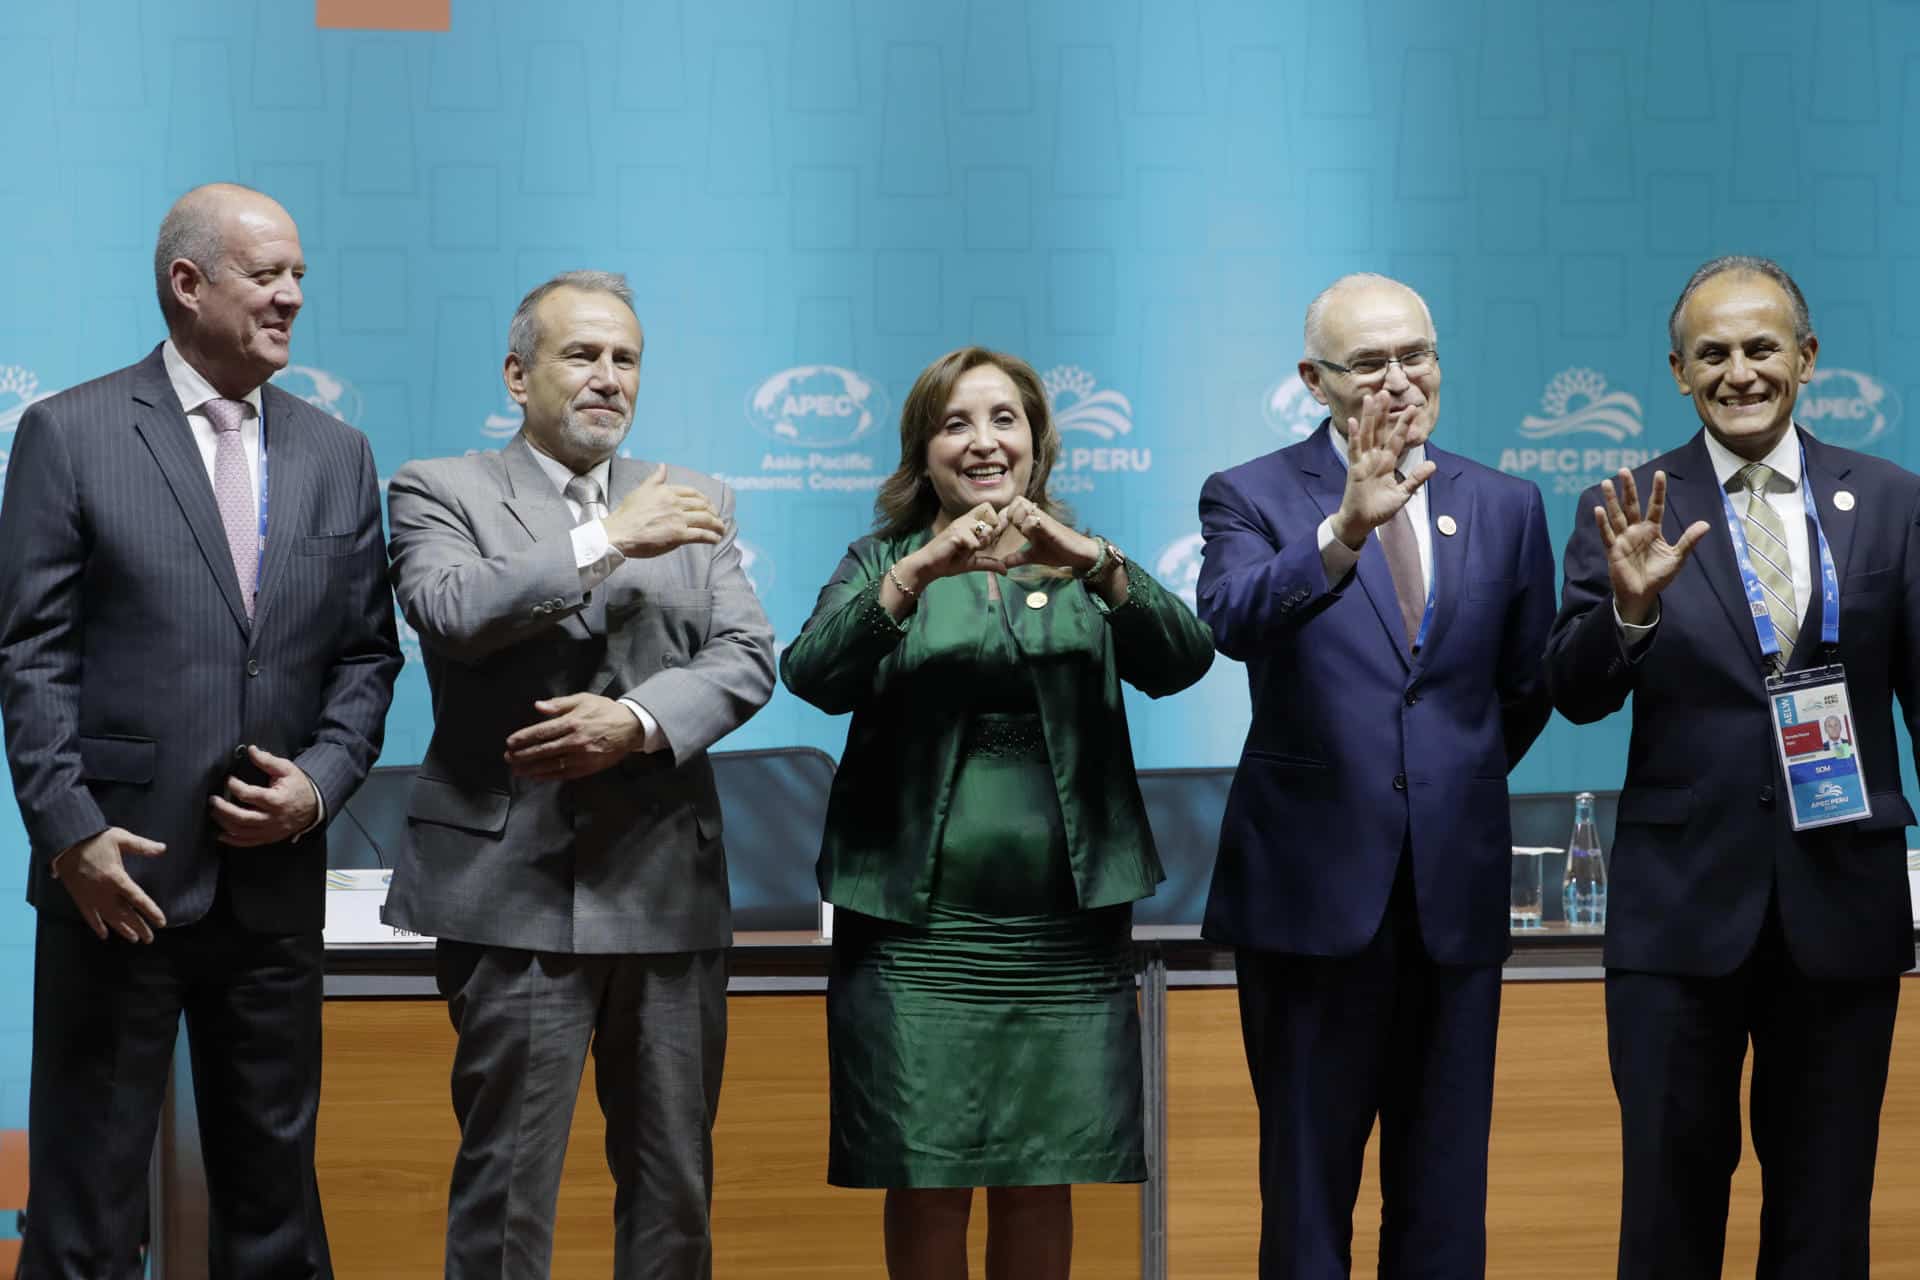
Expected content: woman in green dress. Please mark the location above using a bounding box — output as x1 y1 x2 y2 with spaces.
780 346 1214 1279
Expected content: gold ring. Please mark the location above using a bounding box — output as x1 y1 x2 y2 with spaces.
972 520 991 539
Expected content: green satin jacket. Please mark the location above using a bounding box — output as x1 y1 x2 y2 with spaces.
779 530 1216 925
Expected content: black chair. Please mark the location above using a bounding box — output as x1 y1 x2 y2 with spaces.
325 747 835 931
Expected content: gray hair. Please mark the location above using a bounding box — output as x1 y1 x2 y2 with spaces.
1668 255 1813 354
153 183 267 327
507 270 638 363
1303 273 1435 359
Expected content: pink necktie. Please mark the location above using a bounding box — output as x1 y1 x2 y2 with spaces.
1378 502 1425 650
204 397 258 618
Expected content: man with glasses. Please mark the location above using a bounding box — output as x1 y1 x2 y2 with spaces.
1549 257 1919 1278
1196 273 1554 1277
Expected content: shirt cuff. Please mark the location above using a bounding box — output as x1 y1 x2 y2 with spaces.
618 697 671 754
1316 516 1364 589
571 519 625 591
1613 599 1659 654
291 771 326 843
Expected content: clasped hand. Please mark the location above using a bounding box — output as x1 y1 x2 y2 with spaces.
505 692 644 781
896 498 1102 591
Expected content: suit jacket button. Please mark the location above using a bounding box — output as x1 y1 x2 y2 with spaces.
1760 785 1775 806
662 654 678 667
1393 772 1407 791
1404 690 1419 706
245 659 260 677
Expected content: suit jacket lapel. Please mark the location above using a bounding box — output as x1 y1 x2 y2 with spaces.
1794 427 1855 670
1664 432 1764 668
1413 452 1471 665
127 351 251 636
1295 420 1411 669
502 434 595 642
250 386 312 630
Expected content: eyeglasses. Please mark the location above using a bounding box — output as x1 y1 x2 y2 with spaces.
1312 348 1438 381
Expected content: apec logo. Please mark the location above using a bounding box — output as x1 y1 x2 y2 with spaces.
1519 368 1642 442
1044 365 1148 492
1499 368 1653 496
746 366 886 448
271 366 364 426
1799 369 1900 449
481 400 520 440
1263 374 1323 439
1155 532 1206 610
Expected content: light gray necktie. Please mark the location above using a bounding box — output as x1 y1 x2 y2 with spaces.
565 472 609 525
1733 462 1798 667
1377 498 1425 650
204 397 258 618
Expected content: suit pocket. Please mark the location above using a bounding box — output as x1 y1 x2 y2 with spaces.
1617 785 1691 826
298 532 355 557
1243 748 1329 770
1853 790 1916 832
406 774 510 835
79 735 156 784
608 584 714 617
1842 567 1895 597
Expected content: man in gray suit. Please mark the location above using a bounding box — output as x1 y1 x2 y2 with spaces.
0 183 401 1275
384 270 776 1279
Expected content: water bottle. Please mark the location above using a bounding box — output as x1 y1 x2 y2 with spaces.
1562 791 1607 930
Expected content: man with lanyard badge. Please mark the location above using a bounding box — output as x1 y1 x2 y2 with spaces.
1548 255 1920 1279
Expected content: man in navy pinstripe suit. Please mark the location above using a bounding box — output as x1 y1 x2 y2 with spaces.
0 184 401 1277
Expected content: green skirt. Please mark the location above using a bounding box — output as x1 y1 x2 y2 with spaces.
826 714 1145 1188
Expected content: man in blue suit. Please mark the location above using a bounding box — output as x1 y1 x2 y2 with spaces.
1198 273 1555 1277
1549 257 1918 1278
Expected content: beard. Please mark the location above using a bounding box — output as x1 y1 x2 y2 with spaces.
556 402 633 456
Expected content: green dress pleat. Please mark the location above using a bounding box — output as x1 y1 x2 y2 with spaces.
825 576 1146 1189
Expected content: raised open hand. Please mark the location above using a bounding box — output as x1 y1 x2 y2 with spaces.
1595 468 1710 625
1330 389 1438 549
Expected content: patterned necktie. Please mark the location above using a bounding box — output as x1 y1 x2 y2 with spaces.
1377 499 1426 650
204 397 258 619
565 472 609 525
1733 462 1798 667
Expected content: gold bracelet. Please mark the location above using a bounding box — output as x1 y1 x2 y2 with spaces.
886 563 919 597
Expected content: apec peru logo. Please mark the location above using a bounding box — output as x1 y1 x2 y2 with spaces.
746 366 886 448
1499 368 1653 494
1263 374 1323 439
1800 369 1900 449
1155 532 1206 610
1043 365 1149 492
271 365 364 426
1519 368 1643 442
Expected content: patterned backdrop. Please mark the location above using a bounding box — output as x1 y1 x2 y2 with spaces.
0 0 1918 1136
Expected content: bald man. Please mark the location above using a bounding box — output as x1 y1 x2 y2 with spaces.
1196 274 1554 1277
0 184 400 1275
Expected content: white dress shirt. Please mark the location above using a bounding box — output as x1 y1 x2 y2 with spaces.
523 445 669 754
166 342 326 837
1315 426 1434 594
1618 426 1811 647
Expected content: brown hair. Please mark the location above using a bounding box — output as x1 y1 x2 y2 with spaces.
872 346 1073 539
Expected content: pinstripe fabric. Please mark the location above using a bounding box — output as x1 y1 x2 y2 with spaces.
0 345 403 933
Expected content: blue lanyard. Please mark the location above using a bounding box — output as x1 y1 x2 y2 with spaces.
1717 439 1839 665
256 399 270 559
1412 563 1436 652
